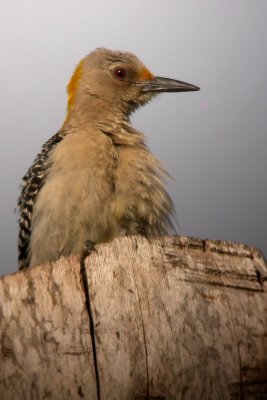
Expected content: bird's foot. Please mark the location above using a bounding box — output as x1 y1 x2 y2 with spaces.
80 240 97 265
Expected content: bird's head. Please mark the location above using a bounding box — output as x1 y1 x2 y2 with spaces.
66 48 199 120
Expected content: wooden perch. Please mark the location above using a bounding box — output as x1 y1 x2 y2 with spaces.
0 236 266 400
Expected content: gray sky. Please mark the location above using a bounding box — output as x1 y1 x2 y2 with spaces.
0 0 266 275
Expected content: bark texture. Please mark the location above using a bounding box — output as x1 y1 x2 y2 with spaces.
0 236 266 400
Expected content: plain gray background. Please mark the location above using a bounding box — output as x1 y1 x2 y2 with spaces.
0 0 266 276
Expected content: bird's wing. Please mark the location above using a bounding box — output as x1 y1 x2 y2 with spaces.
18 131 65 269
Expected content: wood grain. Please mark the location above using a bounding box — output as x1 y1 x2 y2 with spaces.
0 236 266 399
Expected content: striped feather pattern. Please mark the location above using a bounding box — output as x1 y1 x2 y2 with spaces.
18 131 65 269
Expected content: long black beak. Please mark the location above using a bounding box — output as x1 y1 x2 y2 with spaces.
136 76 200 93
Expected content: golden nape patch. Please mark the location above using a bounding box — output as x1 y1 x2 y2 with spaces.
137 67 155 81
66 59 84 114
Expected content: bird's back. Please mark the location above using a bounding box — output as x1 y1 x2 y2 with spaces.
18 132 65 269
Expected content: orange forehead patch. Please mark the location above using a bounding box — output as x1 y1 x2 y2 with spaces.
67 59 84 113
137 67 155 81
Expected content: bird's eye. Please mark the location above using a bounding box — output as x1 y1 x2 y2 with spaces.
113 67 128 81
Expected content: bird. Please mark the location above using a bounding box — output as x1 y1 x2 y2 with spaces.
18 48 199 269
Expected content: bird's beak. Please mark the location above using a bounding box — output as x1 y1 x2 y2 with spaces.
136 76 200 93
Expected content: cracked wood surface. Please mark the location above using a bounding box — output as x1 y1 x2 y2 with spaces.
0 236 266 400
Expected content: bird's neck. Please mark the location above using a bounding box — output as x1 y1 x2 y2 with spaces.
64 92 127 126
62 94 144 146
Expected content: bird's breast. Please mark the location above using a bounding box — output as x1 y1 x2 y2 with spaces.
113 144 172 235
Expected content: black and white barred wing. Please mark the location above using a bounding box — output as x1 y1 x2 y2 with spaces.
18 132 64 269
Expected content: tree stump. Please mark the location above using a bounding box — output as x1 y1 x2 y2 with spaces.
0 236 266 400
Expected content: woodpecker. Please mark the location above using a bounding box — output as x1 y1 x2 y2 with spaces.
18 48 199 269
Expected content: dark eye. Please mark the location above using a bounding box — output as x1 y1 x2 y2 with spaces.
113 67 128 81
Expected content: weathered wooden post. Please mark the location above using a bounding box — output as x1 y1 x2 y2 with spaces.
0 236 266 399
